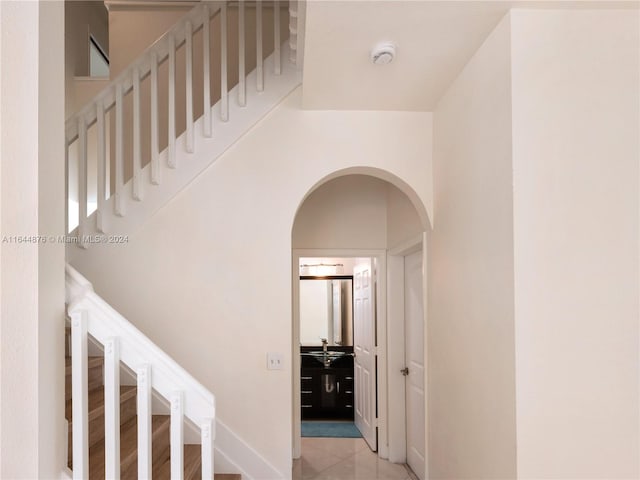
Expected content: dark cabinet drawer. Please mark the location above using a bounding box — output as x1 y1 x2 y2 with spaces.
301 367 354 420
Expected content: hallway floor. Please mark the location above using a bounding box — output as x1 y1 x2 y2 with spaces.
292 437 419 480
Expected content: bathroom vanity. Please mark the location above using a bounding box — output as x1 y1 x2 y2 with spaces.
300 346 354 419
299 275 355 419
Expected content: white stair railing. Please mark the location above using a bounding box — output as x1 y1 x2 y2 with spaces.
66 264 216 479
66 0 301 247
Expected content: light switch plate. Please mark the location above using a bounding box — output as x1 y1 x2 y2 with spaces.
267 352 283 370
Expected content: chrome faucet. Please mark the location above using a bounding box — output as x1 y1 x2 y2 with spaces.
320 338 328 352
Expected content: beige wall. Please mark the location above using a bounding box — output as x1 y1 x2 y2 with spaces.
292 174 423 250
430 14 517 479
65 0 109 116
108 7 186 78
68 88 432 476
387 182 423 248
511 10 640 478
293 173 422 251
293 175 389 249
0 1 66 477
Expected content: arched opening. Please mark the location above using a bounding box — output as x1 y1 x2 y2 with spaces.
291 172 429 480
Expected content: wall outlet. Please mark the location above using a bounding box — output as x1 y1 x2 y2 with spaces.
267 352 283 370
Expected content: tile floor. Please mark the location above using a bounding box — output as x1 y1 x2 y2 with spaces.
292 437 419 480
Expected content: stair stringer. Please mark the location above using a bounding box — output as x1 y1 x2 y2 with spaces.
73 44 301 242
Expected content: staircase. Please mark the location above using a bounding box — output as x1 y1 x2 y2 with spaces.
66 264 241 479
64 1 304 477
64 343 239 479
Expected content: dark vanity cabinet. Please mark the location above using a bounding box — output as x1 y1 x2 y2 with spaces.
300 347 354 419
299 276 355 419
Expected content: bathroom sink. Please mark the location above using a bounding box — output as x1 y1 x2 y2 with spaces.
301 351 354 368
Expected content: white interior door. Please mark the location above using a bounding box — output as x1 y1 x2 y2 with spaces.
353 260 377 451
404 250 425 479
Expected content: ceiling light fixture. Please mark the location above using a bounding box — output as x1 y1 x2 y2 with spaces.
371 42 396 65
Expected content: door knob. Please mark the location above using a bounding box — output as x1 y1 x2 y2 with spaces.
400 367 409 376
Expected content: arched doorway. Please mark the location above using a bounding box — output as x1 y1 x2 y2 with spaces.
291 172 429 479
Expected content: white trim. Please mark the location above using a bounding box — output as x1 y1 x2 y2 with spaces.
421 232 429 480
292 249 387 460
105 0 198 11
104 0 286 11
215 418 286 480
388 234 423 257
292 255 302 459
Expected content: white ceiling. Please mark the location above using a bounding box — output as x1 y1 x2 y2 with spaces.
301 0 639 111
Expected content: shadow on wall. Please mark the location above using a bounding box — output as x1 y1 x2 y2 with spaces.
292 173 427 251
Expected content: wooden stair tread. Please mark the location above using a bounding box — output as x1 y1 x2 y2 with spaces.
151 444 202 480
65 355 103 376
88 415 170 479
66 385 136 423
65 356 104 402
184 444 201 480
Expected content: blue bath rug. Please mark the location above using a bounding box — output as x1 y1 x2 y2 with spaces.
301 421 362 438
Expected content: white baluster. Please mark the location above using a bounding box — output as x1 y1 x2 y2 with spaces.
96 101 106 232
77 117 87 249
185 21 194 153
238 0 246 107
104 337 121 480
115 83 125 216
201 418 215 480
71 311 89 480
171 391 184 479
220 3 228 122
168 34 177 168
202 4 212 137
256 0 263 92
105 111 111 198
137 365 152 479
151 51 160 185
65 142 69 234
274 0 281 75
289 1 298 64
132 68 143 201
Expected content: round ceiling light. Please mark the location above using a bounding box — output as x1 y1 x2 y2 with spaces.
371 43 396 65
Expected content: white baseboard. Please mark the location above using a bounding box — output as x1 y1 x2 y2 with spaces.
215 418 286 480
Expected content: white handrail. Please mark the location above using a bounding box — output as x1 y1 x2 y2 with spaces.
66 264 216 478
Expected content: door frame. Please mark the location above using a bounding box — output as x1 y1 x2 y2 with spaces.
386 233 428 478
292 249 388 460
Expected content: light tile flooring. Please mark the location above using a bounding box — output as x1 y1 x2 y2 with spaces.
292 437 419 480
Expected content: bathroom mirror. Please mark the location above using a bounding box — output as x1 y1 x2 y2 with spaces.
299 276 353 347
